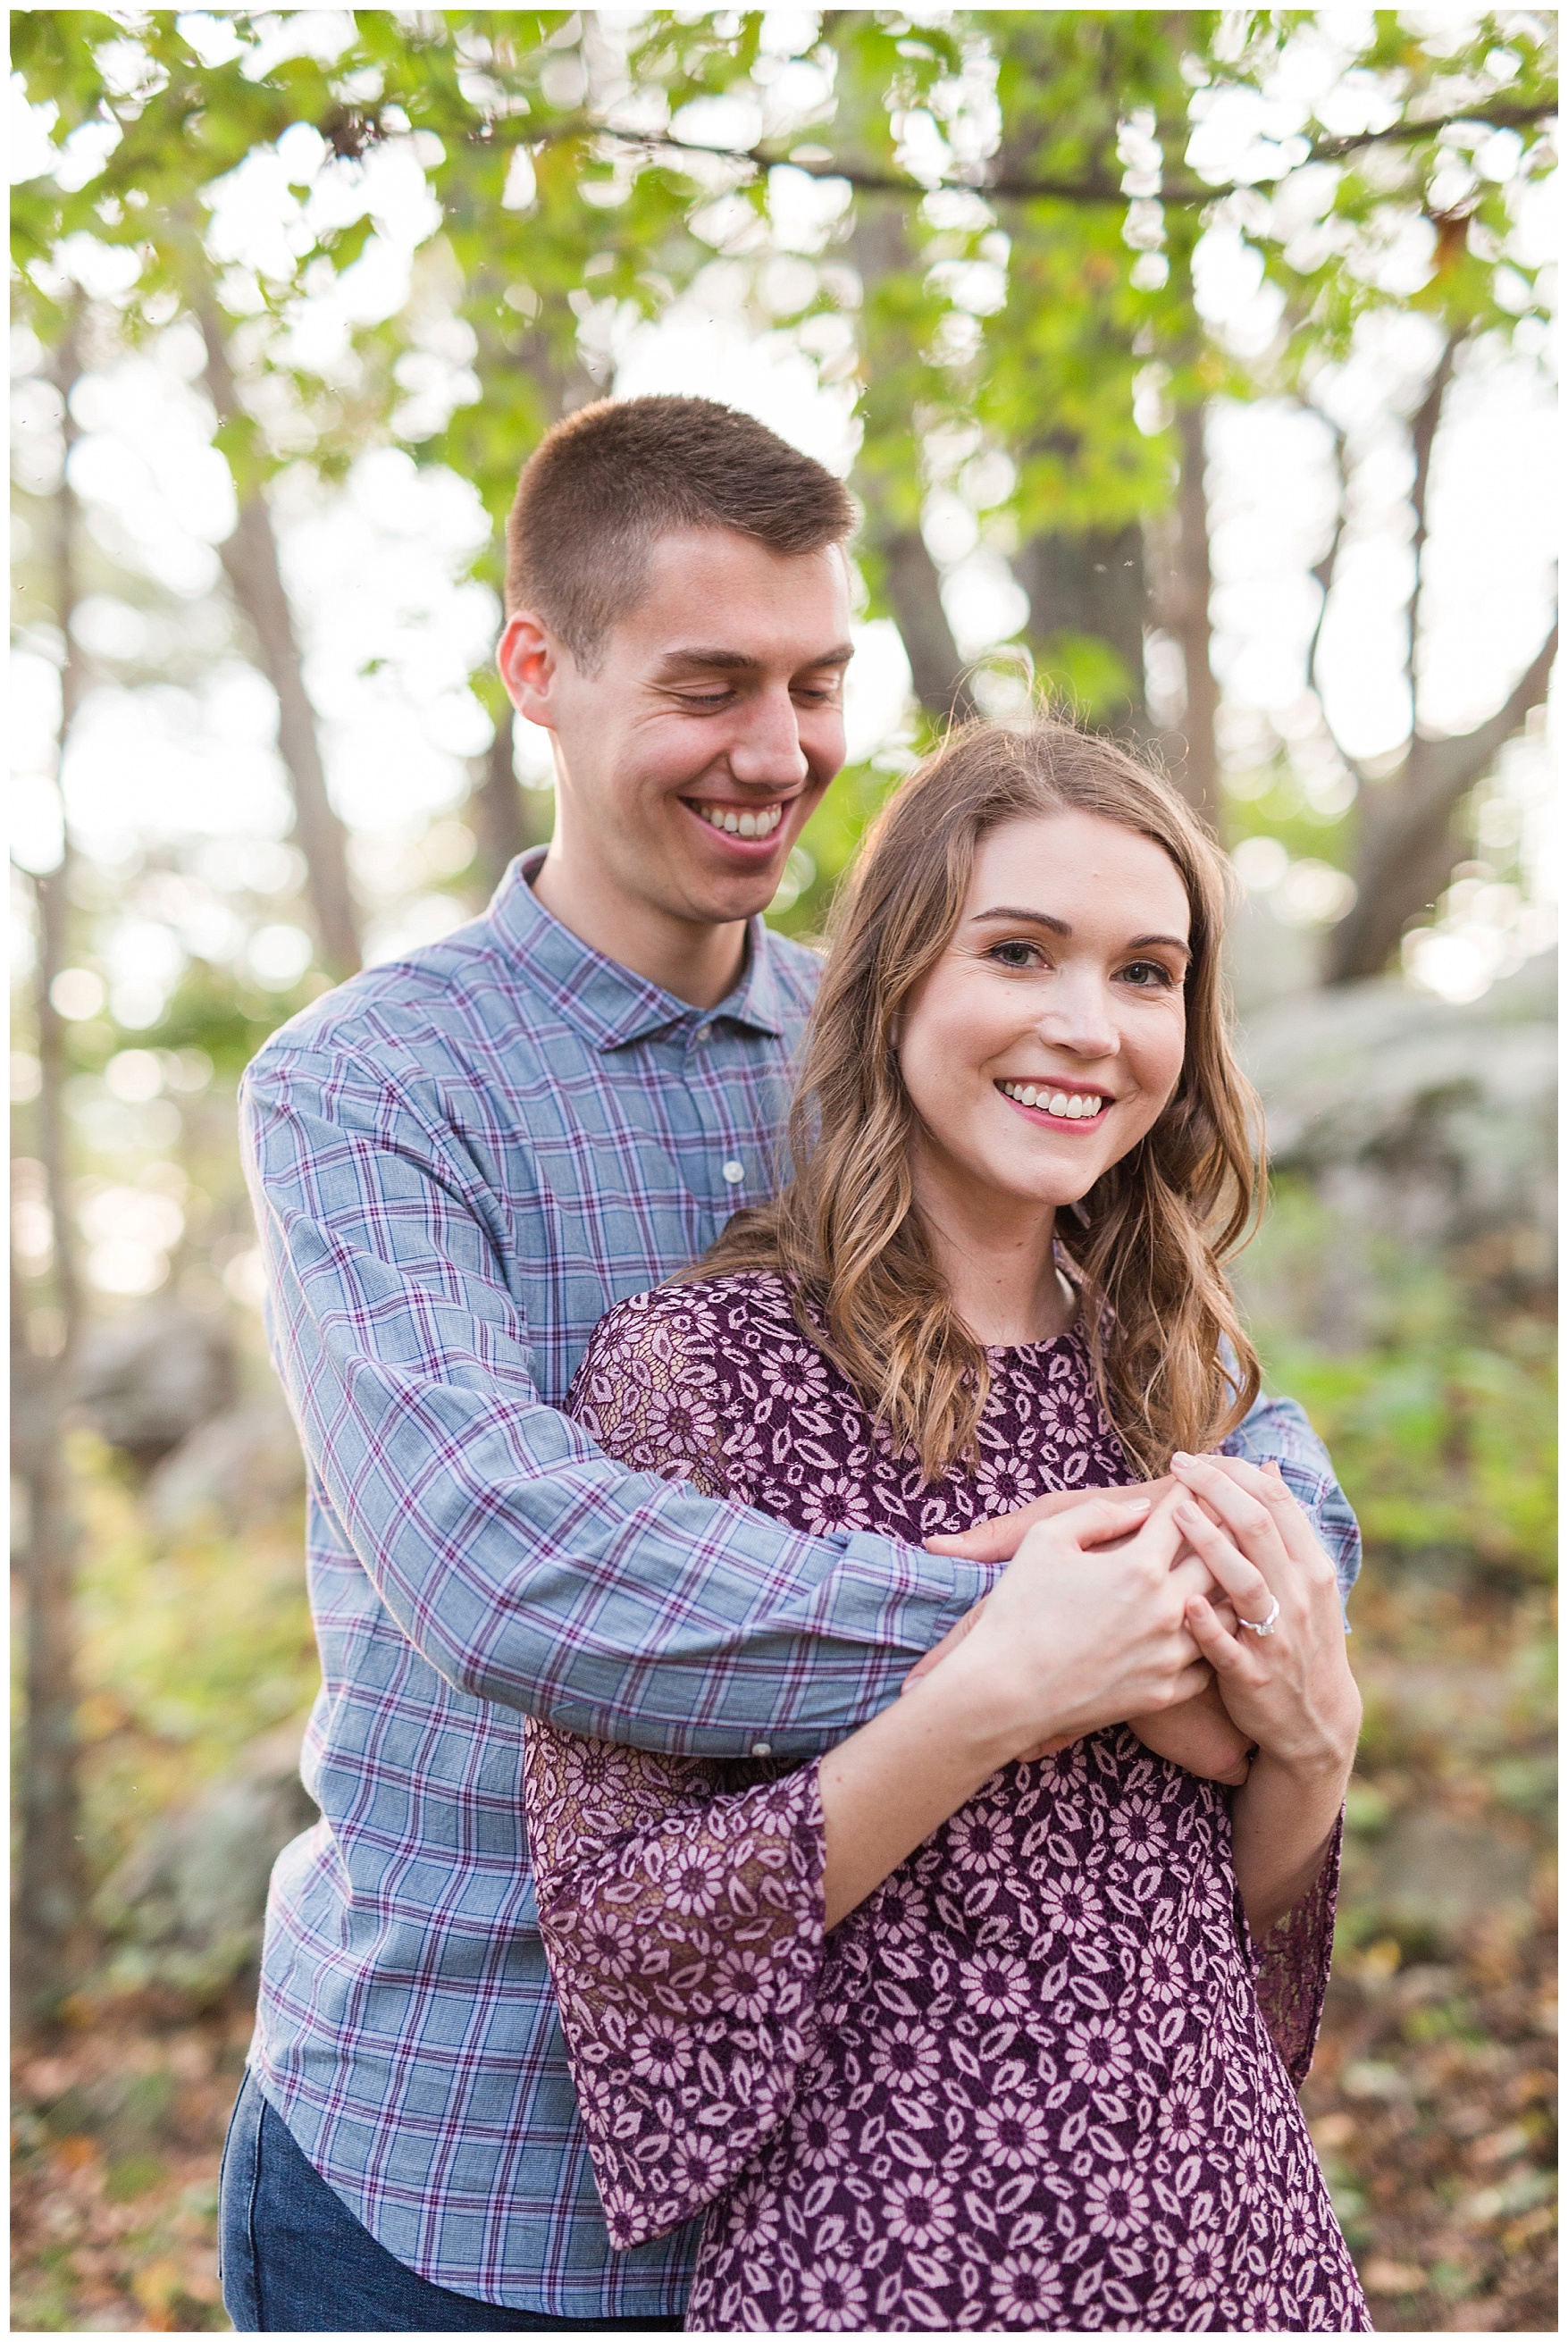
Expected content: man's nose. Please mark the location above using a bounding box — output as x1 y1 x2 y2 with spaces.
725 690 809 790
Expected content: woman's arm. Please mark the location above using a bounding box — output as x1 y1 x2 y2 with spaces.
524 1717 828 2249
818 1489 1219 1926
526 1490 1209 2245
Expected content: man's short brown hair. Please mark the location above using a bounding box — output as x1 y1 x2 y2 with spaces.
504 395 857 666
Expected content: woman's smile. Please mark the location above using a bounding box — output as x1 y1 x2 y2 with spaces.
995 1078 1114 1126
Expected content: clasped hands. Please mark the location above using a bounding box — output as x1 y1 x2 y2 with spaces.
906 1453 1357 1790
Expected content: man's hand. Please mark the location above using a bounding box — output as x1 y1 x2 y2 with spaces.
926 1477 1178 1563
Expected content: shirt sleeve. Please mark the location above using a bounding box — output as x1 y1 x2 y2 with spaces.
239 1040 989 1758
1220 1391 1363 1613
1253 1812 1344 2087
524 1718 826 2250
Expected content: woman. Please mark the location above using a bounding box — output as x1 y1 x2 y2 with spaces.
523 720 1369 2332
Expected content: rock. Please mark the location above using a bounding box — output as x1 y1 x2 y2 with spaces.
144 1399 306 1537
1236 950 1556 1290
1225 891 1328 1017
1342 1807 1536 1943
94 1715 318 1998
76 1307 238 1467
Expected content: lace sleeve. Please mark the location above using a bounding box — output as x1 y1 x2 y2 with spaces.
524 1285 827 2249
567 1287 738 1501
1254 1811 1343 2087
524 1724 825 2248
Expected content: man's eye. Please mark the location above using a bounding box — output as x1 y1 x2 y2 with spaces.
683 693 732 711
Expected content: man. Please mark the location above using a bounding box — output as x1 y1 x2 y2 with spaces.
221 396 1358 2331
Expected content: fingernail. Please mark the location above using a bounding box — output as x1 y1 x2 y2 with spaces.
1175 1501 1203 1527
1171 1451 1195 1468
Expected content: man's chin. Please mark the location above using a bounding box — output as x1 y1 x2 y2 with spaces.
674 858 792 928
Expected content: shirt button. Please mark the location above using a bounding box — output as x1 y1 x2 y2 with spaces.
722 1160 745 1185
692 1025 711 1045
750 1741 772 1758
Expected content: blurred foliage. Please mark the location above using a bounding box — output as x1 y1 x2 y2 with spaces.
1244 1180 1556 1586
12 8 1557 811
66 1434 317 1884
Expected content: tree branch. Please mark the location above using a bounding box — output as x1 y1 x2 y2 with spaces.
1326 620 1558 983
1404 328 1464 718
1304 417 1348 715
196 294 362 978
572 96 1557 209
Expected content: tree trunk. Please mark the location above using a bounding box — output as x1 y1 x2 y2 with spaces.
1325 625 1557 983
1016 520 1149 732
879 527 979 726
460 314 591 879
1155 405 1220 830
14 303 88 2019
196 304 362 978
472 713 531 896
848 203 978 726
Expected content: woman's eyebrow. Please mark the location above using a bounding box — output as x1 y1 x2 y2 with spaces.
968 907 1191 957
969 906 1072 934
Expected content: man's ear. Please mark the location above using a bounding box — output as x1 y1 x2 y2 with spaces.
498 610 565 731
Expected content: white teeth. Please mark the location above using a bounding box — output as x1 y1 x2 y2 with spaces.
1001 1082 1105 1121
698 802 782 838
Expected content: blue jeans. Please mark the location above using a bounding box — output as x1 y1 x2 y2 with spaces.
219 2071 686 2332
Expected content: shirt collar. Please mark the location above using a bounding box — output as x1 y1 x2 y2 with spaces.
487 848 790 1053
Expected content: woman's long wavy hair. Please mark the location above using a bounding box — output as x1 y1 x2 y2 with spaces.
690 716 1264 1482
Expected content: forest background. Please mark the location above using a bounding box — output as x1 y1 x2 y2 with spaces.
9 9 1558 2331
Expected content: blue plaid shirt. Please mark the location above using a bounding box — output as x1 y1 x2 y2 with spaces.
240 850 1361 2315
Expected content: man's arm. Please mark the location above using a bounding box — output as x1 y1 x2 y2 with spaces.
241 1044 989 1762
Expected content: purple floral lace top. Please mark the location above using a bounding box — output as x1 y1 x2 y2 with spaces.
523 1273 1368 2333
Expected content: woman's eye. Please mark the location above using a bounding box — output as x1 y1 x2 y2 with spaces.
989 940 1044 970
1119 960 1178 988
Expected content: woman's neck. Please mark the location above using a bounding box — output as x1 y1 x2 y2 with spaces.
910 1160 1075 1347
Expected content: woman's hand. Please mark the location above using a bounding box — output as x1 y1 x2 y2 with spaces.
925 1477 1177 1562
912 1490 1253 1781
1167 1451 1362 1936
1168 1452 1361 1777
943 1487 1218 1762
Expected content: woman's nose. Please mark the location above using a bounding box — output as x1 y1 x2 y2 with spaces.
1036 972 1119 1058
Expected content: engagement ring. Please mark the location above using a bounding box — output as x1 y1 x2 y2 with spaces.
1237 1595 1281 1636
